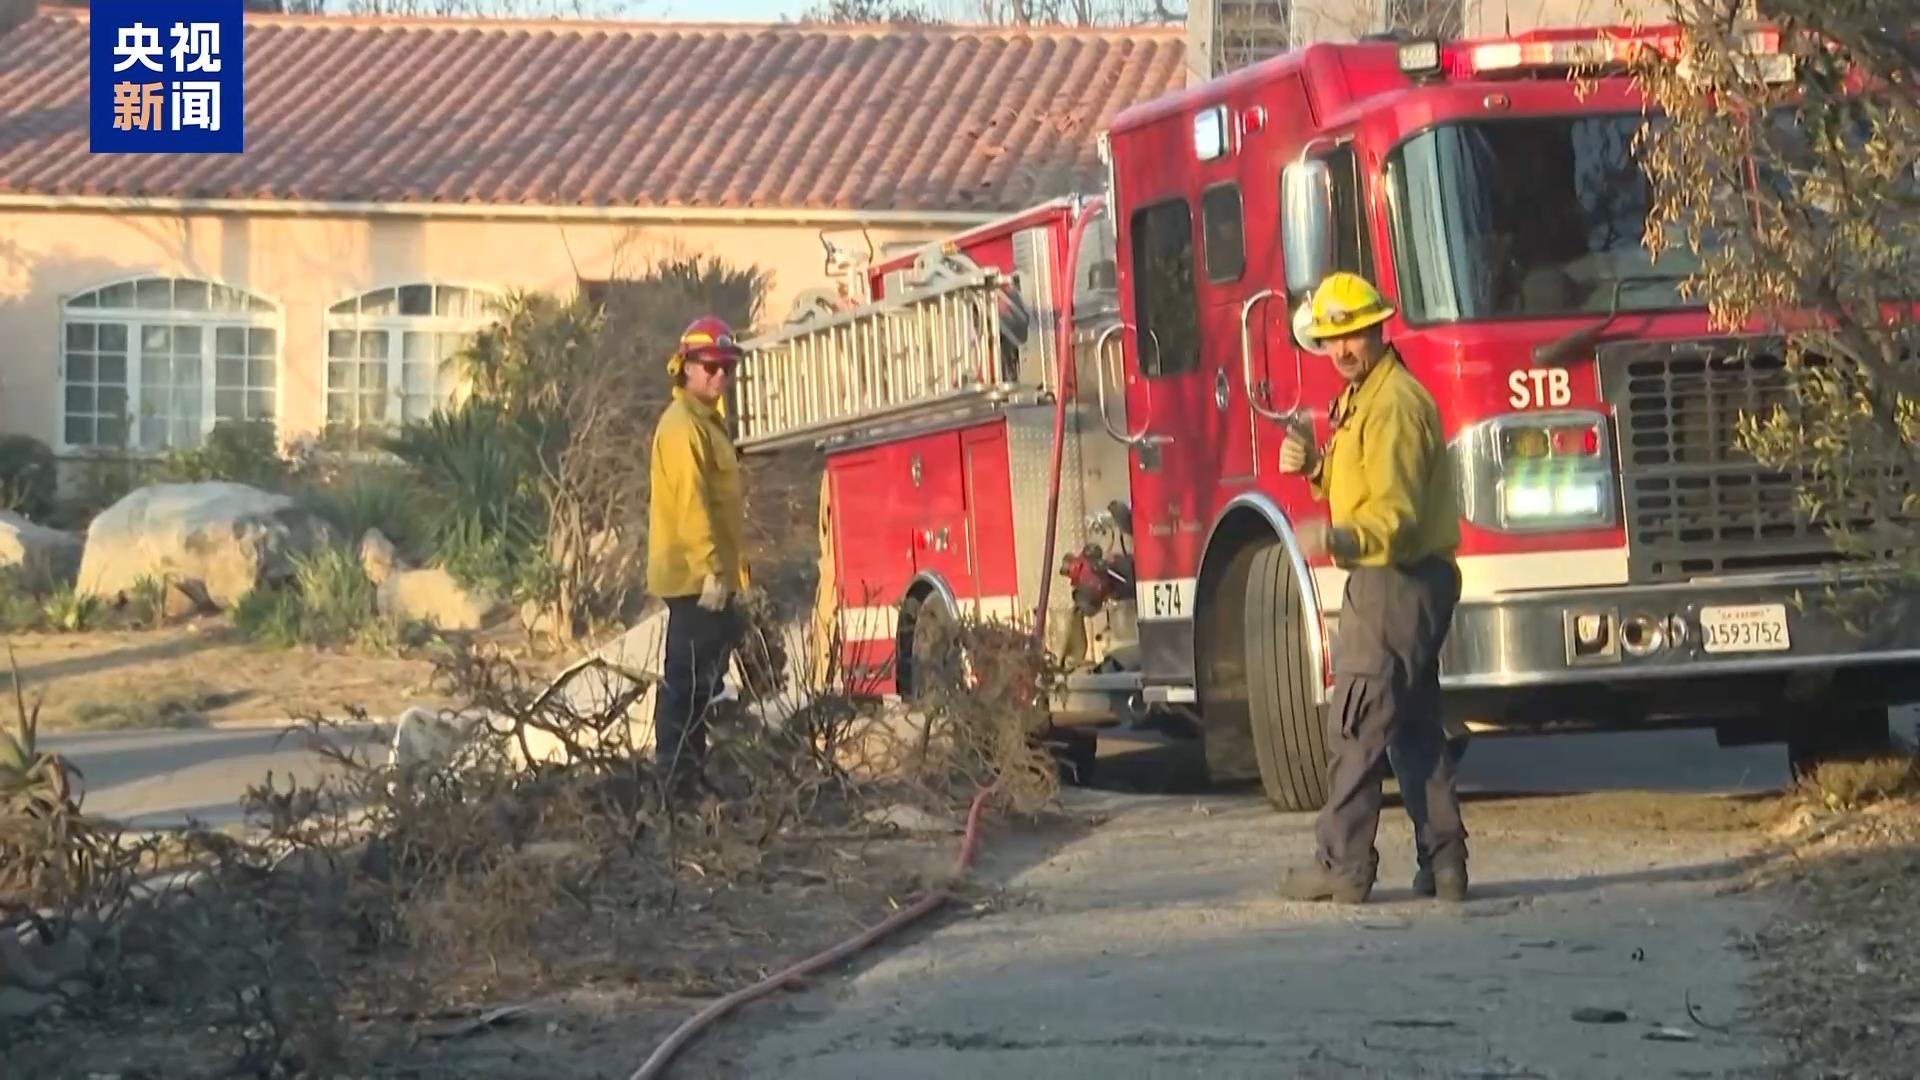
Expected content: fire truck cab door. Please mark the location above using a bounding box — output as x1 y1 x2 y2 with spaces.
1235 74 1320 449
1117 126 1256 582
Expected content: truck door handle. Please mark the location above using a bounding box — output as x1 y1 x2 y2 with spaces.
1093 323 1164 446
1240 288 1302 423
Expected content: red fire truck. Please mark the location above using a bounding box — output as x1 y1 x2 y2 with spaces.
736 22 1919 811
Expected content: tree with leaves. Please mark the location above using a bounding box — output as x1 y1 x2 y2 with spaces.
411 254 772 642
1629 1 1919 635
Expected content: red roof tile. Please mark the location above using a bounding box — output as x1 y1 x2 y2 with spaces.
0 10 1187 213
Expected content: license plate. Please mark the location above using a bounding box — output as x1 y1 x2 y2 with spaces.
1699 603 1791 654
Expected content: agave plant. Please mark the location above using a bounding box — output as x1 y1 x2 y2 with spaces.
1 650 103 915
0 664 75 813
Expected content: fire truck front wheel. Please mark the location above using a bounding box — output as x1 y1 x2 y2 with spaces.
1244 544 1332 812
1198 539 1329 813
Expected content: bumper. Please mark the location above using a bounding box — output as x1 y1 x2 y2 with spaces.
1437 572 1920 691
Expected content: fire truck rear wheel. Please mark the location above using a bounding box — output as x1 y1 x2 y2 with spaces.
1786 705 1894 781
1243 543 1330 812
900 590 960 700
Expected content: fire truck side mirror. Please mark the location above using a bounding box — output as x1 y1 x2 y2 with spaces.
1281 159 1334 297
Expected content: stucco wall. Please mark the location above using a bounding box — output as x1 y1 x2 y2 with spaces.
0 208 956 453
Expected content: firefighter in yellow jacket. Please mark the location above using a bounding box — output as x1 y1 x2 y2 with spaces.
648 316 751 794
1275 273 1468 904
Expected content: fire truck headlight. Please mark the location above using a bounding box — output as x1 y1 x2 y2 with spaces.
1500 477 1606 525
1397 40 1441 76
1452 410 1618 533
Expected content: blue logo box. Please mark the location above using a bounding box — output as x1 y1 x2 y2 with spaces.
90 0 245 154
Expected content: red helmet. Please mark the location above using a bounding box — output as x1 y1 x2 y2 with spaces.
673 316 743 371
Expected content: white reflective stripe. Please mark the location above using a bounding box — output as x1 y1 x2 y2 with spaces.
838 605 901 643
964 595 1023 623
1138 578 1198 621
1311 547 1629 613
836 595 1025 642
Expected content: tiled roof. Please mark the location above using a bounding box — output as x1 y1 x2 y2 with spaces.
0 10 1187 214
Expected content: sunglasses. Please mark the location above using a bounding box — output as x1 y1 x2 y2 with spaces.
688 359 737 376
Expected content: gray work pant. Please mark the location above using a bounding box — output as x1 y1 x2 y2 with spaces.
1314 556 1466 886
654 597 742 783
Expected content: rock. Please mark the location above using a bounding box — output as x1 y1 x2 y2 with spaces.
377 567 505 631
537 606 671 763
0 510 81 592
359 529 400 586
0 926 88 992
831 705 951 781
387 706 488 773
519 598 562 639
26 933 91 983
519 840 592 864
0 986 57 1020
128 868 211 904
76 482 334 609
163 578 215 619
861 803 954 833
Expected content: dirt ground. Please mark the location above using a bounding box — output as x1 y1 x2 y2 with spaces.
1736 794 1920 1080
1 818 978 1080
0 617 1014 1080
10 620 1920 1080
2 622 520 731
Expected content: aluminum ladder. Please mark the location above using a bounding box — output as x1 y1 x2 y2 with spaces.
735 268 1031 454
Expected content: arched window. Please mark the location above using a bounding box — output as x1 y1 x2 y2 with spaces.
325 284 500 428
62 277 279 451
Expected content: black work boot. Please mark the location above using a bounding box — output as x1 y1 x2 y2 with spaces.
1413 863 1436 898
1278 865 1372 904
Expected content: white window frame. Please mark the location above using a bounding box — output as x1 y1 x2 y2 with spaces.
58 275 283 455
322 281 503 431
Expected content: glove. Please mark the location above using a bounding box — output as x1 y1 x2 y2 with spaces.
1278 421 1318 476
1296 518 1358 562
697 573 729 612
1295 517 1330 559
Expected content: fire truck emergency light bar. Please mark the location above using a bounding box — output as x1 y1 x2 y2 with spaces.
1395 25 1792 83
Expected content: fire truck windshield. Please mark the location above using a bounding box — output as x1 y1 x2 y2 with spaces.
1385 112 1701 324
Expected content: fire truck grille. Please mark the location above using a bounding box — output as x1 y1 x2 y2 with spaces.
1598 339 1857 584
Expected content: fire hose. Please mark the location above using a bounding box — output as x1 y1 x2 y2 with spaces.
1031 194 1105 642
626 783 999 1080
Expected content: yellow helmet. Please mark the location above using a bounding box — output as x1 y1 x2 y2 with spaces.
1305 272 1395 340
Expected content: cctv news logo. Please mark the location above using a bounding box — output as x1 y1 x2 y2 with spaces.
89 0 245 154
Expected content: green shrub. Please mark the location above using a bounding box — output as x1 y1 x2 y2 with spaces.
431 517 521 596
0 575 41 633
233 547 380 650
382 402 542 553
232 588 303 649
46 452 152 532
295 466 427 560
126 574 170 630
292 546 378 646
160 419 288 490
0 435 57 521
41 585 100 633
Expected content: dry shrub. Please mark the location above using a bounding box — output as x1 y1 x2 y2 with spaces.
1 652 157 923
4 586 1072 1076
834 605 1065 817
1797 751 1920 812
